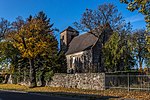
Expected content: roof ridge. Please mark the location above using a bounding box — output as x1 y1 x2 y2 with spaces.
73 32 94 39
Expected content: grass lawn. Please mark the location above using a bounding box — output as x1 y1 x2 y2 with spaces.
0 84 150 100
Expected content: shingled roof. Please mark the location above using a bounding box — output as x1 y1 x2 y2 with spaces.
65 32 98 55
65 23 112 55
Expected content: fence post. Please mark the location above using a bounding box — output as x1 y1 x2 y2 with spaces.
128 73 130 91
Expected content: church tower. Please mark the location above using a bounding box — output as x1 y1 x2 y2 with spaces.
60 26 79 53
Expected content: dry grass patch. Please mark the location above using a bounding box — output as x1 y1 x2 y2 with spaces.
0 84 28 91
0 84 150 99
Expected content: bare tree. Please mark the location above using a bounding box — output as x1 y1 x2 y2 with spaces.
11 16 25 30
74 3 126 35
0 18 11 41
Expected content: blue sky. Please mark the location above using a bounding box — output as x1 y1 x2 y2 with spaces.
0 0 146 41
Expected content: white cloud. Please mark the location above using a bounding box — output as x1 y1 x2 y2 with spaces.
125 14 145 23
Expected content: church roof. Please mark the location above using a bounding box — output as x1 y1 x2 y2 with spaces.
65 23 112 55
65 32 98 55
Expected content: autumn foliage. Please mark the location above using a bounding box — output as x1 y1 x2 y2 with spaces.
0 12 60 87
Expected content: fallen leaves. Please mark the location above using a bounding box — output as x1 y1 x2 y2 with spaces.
0 84 150 99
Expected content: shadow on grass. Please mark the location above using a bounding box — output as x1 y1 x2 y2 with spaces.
28 91 120 100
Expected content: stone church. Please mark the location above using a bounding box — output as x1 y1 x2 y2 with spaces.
60 24 112 73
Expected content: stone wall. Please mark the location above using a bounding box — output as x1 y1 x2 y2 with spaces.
48 73 105 90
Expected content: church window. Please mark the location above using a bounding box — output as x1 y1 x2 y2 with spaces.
62 36 64 40
72 57 75 64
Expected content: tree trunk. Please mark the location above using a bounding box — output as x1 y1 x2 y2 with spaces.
29 58 36 87
139 61 143 72
40 71 46 87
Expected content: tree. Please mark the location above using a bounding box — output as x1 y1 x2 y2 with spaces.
11 15 57 87
103 32 135 72
74 3 125 35
0 18 11 41
0 38 18 84
132 29 149 69
103 32 120 71
120 0 150 31
147 36 150 52
0 41 26 84
0 18 21 83
119 22 136 70
145 35 150 67
0 12 59 86
34 11 58 86
11 16 25 30
74 3 135 72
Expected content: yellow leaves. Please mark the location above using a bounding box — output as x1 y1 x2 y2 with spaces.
0 84 28 91
10 18 51 59
22 50 32 58
10 17 57 60
134 0 145 4
17 40 47 59
28 19 44 33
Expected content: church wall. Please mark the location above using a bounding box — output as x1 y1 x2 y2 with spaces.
60 31 68 52
92 39 103 72
66 50 93 73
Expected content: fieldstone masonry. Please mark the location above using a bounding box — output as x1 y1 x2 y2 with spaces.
48 73 105 90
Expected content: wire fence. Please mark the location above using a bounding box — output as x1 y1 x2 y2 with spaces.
105 74 150 91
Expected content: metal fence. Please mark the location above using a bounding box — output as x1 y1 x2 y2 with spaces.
105 74 150 91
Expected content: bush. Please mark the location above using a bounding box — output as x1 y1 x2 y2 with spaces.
44 70 54 82
0 75 4 83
